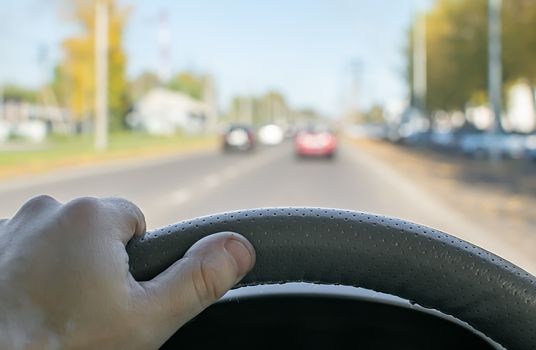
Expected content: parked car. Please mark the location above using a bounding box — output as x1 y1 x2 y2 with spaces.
295 125 337 159
429 130 456 151
526 134 536 161
222 124 256 152
459 132 527 159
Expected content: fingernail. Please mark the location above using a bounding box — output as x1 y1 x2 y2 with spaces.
224 238 254 277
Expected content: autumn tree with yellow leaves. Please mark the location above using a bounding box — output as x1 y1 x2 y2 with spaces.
56 0 129 130
407 0 536 113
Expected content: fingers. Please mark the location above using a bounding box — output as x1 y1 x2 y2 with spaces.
62 197 146 244
99 197 147 243
7 195 146 245
139 232 255 330
10 195 61 222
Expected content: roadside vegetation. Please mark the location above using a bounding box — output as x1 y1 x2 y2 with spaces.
0 133 216 180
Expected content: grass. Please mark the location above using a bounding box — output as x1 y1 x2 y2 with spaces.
0 131 217 180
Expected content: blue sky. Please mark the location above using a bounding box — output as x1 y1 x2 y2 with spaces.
0 0 423 114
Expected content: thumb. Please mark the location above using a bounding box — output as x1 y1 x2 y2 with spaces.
140 232 255 331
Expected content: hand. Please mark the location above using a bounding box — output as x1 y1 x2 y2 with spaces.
0 195 255 349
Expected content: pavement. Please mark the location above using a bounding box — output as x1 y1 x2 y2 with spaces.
1 140 534 274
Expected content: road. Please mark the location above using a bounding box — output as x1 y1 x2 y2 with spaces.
1 141 534 274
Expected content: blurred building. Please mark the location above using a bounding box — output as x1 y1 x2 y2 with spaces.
126 88 210 135
506 81 536 133
464 81 536 133
0 100 73 142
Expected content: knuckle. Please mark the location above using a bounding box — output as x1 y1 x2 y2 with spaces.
62 196 101 217
103 197 146 233
105 196 138 210
25 194 58 208
30 194 56 203
103 197 141 219
15 195 59 217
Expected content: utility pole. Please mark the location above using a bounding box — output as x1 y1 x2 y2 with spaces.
95 0 109 151
488 0 503 162
203 75 218 132
0 86 4 121
239 96 252 124
269 96 274 123
238 97 243 123
413 11 427 118
158 11 172 83
351 59 362 119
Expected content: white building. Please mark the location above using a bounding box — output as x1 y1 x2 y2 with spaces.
127 88 209 135
506 81 536 133
0 100 72 142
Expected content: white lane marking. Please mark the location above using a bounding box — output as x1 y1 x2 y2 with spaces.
202 174 222 189
171 189 192 205
222 165 239 180
167 145 288 209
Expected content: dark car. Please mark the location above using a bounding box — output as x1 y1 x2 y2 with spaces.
222 124 256 153
459 132 527 159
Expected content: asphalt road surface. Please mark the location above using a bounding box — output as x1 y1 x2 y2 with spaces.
1 141 534 274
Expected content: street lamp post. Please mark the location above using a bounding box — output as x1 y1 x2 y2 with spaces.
95 0 109 151
351 59 362 117
488 0 503 162
413 11 427 118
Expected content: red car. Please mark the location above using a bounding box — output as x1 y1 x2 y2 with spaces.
295 127 337 158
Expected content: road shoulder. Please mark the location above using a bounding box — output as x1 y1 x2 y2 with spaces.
345 138 536 274
0 145 216 193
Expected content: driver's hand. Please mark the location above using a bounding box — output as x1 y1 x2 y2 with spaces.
0 195 256 349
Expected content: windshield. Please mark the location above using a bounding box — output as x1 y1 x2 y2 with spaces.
1 0 535 278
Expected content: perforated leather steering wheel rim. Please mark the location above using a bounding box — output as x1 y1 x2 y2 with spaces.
126 208 536 350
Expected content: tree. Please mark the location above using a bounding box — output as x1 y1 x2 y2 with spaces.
503 0 536 86
225 91 291 126
167 72 206 101
363 105 385 124
1 85 39 103
58 0 129 129
407 0 488 113
127 71 161 102
408 0 536 113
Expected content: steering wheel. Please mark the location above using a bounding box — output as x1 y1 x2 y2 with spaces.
126 208 536 350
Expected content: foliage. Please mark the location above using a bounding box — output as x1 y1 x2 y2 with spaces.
226 91 292 126
502 0 536 84
56 0 129 129
167 72 203 100
128 70 211 103
407 0 536 112
1 85 39 103
0 132 216 181
363 105 385 124
127 71 161 102
167 72 206 101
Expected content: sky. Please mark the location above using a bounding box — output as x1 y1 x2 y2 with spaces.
0 0 422 115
